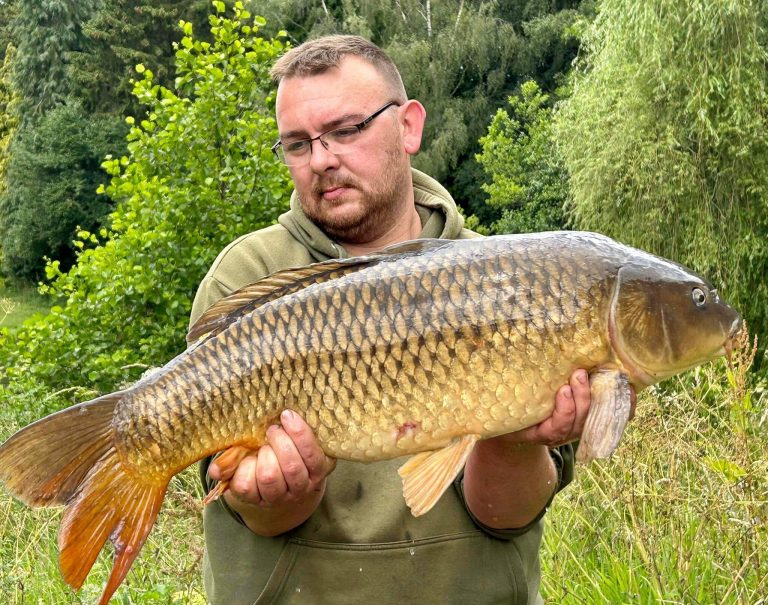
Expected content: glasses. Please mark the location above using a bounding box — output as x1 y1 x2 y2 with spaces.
272 101 401 166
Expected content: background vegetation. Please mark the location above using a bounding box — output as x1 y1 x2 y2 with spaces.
556 0 768 368
0 3 291 393
0 0 765 603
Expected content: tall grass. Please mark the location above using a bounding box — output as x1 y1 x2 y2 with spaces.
0 282 52 330
542 335 767 603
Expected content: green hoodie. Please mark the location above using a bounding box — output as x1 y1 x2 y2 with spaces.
190 169 573 605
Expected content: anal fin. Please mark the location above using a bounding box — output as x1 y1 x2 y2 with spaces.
202 445 254 506
576 369 633 463
398 434 479 517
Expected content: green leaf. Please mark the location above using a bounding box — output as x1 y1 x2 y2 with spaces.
704 457 747 483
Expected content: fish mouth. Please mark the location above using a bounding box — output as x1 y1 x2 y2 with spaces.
723 316 744 361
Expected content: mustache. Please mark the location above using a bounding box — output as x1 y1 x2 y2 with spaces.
312 175 358 196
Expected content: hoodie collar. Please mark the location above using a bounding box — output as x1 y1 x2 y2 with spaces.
278 168 464 262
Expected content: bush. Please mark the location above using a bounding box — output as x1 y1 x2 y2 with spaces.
476 80 569 234
0 3 292 394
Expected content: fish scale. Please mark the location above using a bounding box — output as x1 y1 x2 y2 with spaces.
0 232 742 605
118 235 605 475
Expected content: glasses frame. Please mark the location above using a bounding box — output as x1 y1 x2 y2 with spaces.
271 101 401 166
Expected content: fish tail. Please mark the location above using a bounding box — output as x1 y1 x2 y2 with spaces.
60 447 167 605
0 391 168 604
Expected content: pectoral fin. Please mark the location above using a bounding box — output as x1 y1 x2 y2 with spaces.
577 369 633 463
398 434 479 516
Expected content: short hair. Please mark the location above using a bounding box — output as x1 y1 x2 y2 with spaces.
270 35 407 102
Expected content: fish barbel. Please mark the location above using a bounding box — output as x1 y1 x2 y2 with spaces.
0 232 742 603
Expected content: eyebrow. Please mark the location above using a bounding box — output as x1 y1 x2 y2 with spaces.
279 111 368 141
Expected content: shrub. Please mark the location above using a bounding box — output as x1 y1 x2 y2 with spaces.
0 3 292 394
476 80 569 234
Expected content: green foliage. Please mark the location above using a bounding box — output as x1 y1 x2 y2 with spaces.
0 0 18 62
476 80 568 234
0 4 291 393
10 0 99 124
0 102 127 280
253 0 585 211
0 43 18 196
555 0 768 359
69 0 212 116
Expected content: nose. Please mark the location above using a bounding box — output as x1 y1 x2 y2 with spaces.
308 138 340 173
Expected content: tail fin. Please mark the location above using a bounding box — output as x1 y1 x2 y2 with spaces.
0 392 168 605
0 393 121 506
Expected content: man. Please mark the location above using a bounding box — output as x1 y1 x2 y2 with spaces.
190 35 594 604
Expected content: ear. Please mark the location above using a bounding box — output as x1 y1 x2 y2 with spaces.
399 100 426 156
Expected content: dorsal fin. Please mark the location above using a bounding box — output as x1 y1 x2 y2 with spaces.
186 238 450 346
187 258 375 346
378 238 449 255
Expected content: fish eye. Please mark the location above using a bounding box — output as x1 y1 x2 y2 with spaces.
692 287 707 307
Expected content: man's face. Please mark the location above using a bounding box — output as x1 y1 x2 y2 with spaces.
275 56 414 244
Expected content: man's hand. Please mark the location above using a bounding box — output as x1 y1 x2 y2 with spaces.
208 410 336 537
463 369 636 530
498 369 592 447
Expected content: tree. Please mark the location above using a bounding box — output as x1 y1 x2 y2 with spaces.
556 0 768 356
252 0 585 212
0 102 125 279
11 0 99 124
476 80 568 234
68 0 212 116
0 4 292 393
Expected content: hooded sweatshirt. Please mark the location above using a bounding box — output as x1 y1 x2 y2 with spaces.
190 168 573 605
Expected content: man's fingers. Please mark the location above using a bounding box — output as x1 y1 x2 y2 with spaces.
569 369 591 437
279 409 335 479
544 384 578 445
267 423 310 495
227 452 261 503
221 410 335 509
256 444 288 505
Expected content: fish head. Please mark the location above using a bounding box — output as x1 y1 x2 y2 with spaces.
610 259 742 386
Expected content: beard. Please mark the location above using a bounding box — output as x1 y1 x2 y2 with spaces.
297 150 412 244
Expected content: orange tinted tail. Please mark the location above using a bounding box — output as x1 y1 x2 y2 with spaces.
0 391 168 604
59 449 167 604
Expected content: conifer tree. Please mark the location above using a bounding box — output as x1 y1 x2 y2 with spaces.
11 0 98 124
0 102 125 279
68 0 210 116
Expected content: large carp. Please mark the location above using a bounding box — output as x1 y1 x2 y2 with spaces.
0 232 741 604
